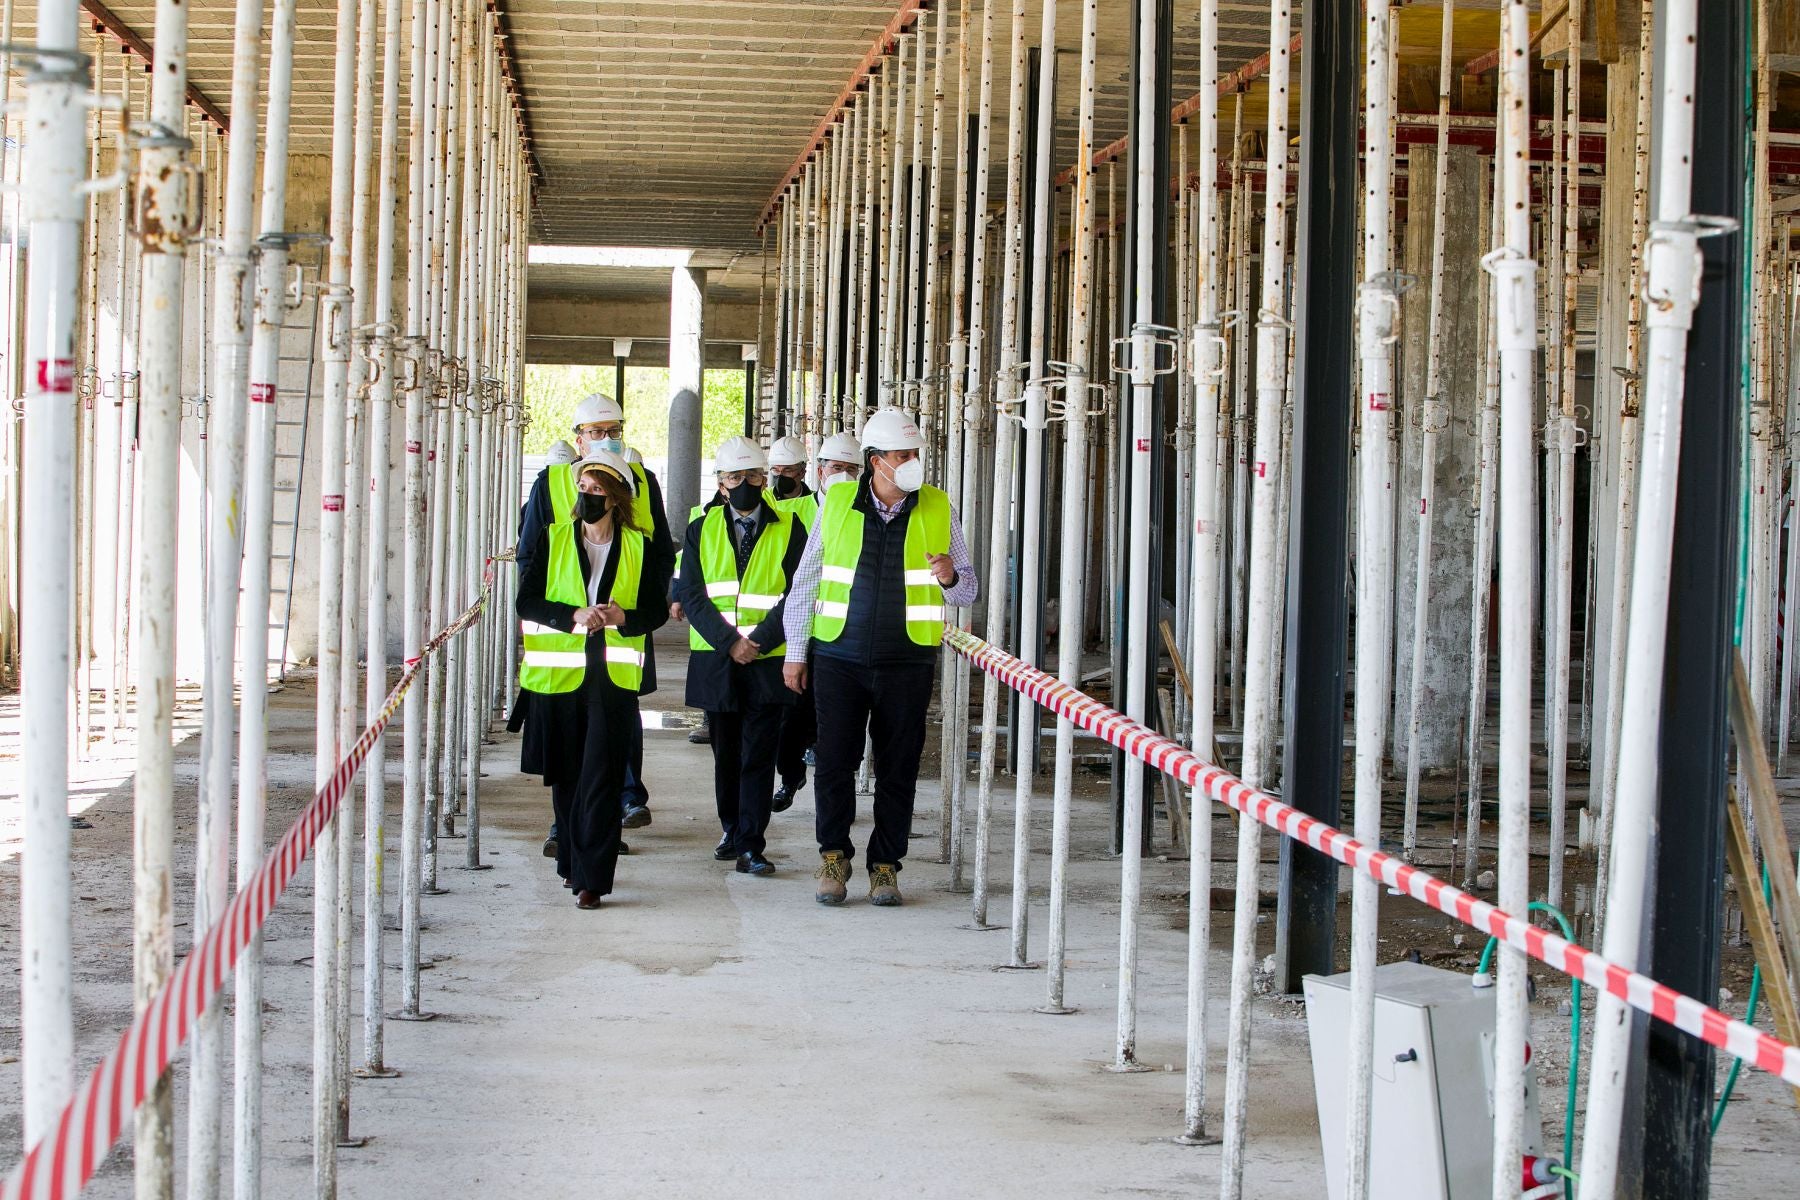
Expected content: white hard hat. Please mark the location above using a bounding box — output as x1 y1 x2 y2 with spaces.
714 435 768 473
545 439 577 465
571 392 624 430
819 431 861 465
768 435 807 468
569 448 637 495
860 407 924 452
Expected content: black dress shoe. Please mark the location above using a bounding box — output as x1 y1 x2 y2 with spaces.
620 840 631 856
621 804 652 829
771 780 801 813
714 836 736 861
736 852 775 876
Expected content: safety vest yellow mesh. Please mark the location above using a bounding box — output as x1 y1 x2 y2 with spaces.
774 492 816 531
518 523 648 693
690 505 792 657
811 483 951 647
546 460 655 532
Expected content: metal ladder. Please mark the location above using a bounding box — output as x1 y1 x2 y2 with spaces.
237 250 322 683
266 289 321 677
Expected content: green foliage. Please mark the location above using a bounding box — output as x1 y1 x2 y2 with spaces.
523 363 750 458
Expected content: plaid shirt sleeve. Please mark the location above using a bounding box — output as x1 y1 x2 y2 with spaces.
783 513 827 664
940 505 978 608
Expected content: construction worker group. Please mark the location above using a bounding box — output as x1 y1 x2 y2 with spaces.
514 393 978 910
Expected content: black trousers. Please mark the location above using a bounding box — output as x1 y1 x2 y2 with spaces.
552 684 637 895
812 655 935 871
775 679 816 787
710 700 784 857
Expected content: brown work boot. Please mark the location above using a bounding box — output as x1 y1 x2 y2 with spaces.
867 863 902 907
815 851 851 906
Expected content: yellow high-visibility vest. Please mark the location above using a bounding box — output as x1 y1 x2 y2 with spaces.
518 523 647 693
689 505 794 658
810 483 951 647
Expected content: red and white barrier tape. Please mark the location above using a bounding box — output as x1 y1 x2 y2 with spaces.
945 627 1800 1089
2 574 492 1200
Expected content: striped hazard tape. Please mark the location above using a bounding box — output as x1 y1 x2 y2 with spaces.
2 573 492 1200
945 627 1800 1090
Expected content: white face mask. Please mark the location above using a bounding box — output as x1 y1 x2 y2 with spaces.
889 458 925 493
821 469 854 491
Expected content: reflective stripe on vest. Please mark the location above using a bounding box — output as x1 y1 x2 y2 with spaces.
689 505 794 657
516 522 649 694
810 483 952 647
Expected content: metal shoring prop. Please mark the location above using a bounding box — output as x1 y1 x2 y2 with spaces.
1342 1 1401 1194
396 0 439 1029
850 98 873 422
1176 0 1221 1142
235 0 301 1187
190 0 265 1179
1575 0 1719 1188
1039 0 1099 1021
18 0 111 1170
1747 0 1775 741
952 0 998 893
810 143 827 440
937 0 973 867
83 39 121 743
313 0 362 1183
134 0 201 1190
1172 123 1192 708
901 21 928 406
443 0 478 843
1462 157 1501 890
1219 0 1293 1189
880 35 909 404
1001 0 1055 973
358 0 404 1083
969 0 1028 935
108 62 137 738
1544 0 1583 915
1225 92 1248 733
1400 0 1455 863
71 14 95 763
330 0 380 1144
822 121 847 444
1112 0 1177 1077
457 20 492 874
916 0 948 459
1485 1 1540 1193
425 0 463 882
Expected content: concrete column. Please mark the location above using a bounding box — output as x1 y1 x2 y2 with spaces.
1391 143 1483 769
666 265 707 527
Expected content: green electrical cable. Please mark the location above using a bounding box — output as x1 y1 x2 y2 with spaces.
1478 902 1579 1200
1712 859 1776 1133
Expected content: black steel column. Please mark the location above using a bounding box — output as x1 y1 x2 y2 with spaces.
1271 0 1357 992
614 353 627 414
1633 3 1744 1193
743 360 757 437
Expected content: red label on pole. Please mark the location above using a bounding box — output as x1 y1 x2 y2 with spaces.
1367 392 1390 411
1419 499 1428 515
36 359 74 393
250 383 276 404
406 440 422 453
323 495 344 512
1255 462 1267 478
1135 438 1151 452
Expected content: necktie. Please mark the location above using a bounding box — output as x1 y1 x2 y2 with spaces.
736 517 756 574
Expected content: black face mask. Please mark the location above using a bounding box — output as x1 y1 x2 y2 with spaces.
772 474 806 500
574 493 608 524
727 480 763 512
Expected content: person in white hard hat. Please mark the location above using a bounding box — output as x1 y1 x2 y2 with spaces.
675 436 806 875
767 428 866 813
782 407 978 906
515 391 671 849
766 434 810 503
545 439 577 465
514 450 670 908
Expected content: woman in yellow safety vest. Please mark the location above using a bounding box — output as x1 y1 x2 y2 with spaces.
515 450 670 909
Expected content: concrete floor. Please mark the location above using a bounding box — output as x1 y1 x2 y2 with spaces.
0 632 1796 1196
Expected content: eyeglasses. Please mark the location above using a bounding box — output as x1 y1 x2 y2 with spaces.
577 424 625 440
719 470 767 487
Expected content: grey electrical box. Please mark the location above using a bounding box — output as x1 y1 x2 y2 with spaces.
1303 960 1543 1199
